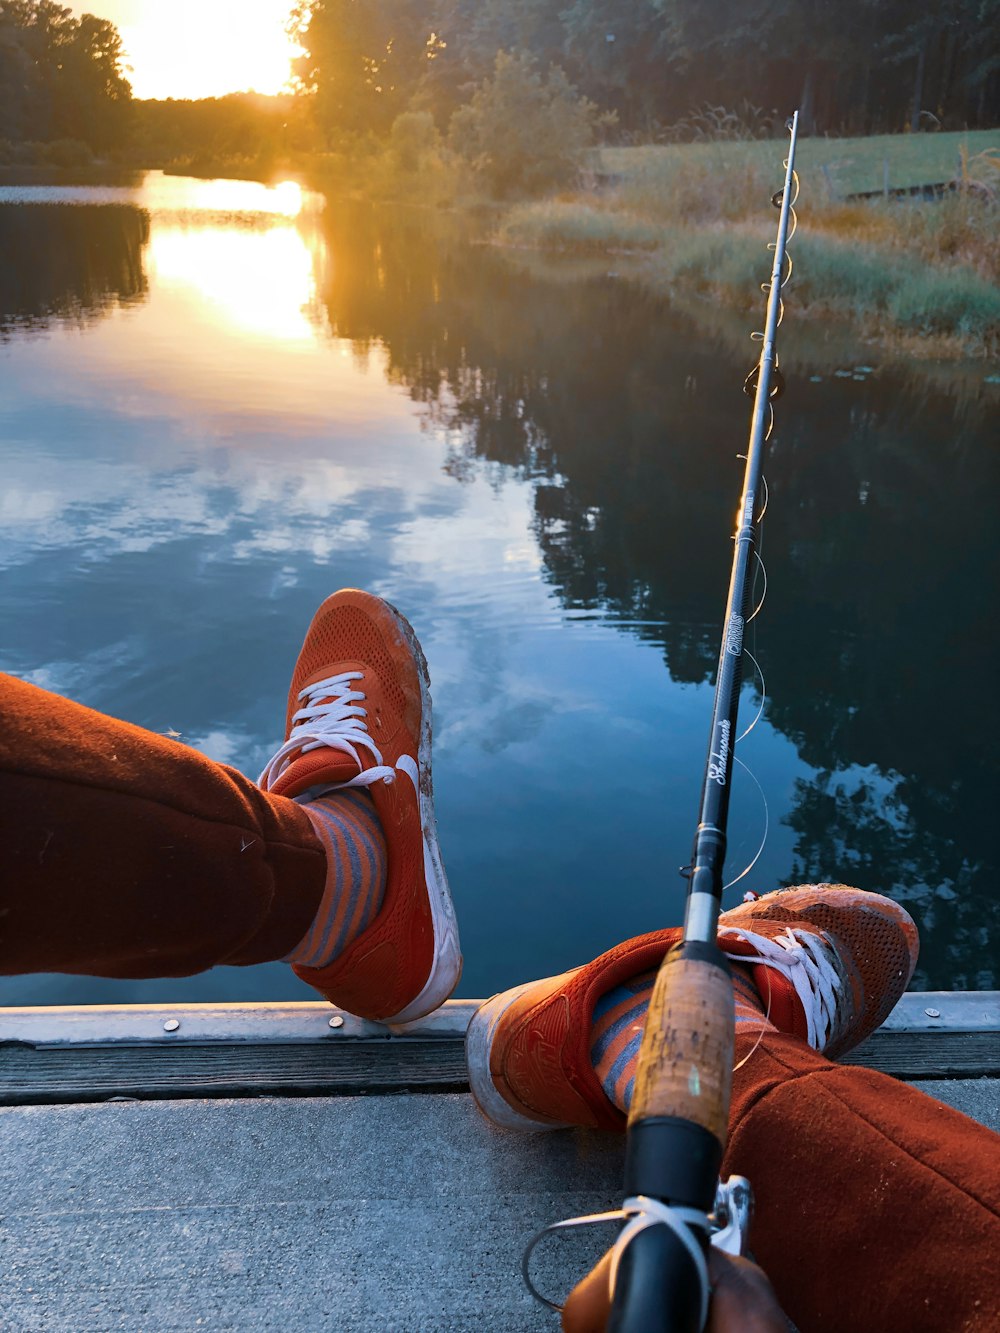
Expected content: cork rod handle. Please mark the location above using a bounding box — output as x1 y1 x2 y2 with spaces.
629 947 734 1143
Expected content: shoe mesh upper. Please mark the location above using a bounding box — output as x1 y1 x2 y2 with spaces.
292 604 407 727
723 886 918 1056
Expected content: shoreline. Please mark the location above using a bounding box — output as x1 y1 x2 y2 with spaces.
493 214 999 363
493 130 1000 361
3 141 998 369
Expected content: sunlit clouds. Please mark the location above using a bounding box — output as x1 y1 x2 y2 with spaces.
67 0 303 100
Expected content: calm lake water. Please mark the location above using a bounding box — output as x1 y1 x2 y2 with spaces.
1 172 997 1004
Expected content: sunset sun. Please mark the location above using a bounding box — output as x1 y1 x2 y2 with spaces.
68 0 302 100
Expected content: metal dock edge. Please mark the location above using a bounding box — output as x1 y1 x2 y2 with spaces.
0 991 997 1105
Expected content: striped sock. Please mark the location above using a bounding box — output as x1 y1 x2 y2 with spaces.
283 789 387 970
590 963 775 1114
590 969 656 1114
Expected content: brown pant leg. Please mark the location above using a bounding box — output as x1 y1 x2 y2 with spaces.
0 673 325 977
725 1030 1000 1332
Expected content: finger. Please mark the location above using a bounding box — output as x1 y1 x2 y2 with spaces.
562 1249 614 1333
707 1250 789 1333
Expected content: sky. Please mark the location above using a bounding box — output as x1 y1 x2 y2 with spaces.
67 0 302 100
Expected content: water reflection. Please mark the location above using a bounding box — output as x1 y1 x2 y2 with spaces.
307 206 999 991
0 181 995 1001
0 204 148 334
0 174 308 217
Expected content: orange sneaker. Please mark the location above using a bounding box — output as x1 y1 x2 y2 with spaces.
466 884 917 1130
466 929 681 1131
258 589 461 1024
718 883 919 1059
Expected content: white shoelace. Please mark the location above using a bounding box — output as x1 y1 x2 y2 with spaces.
258 671 395 793
719 925 843 1050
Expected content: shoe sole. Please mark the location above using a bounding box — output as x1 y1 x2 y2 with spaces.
465 983 570 1131
381 599 463 1028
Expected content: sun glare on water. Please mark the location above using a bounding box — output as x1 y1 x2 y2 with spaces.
150 225 317 343
136 175 322 345
140 175 304 219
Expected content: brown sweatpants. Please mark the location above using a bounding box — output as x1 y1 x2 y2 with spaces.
0 671 325 976
2 671 997 1330
727 1031 1000 1331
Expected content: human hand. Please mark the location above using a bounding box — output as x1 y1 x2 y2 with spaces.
561 1244 789 1333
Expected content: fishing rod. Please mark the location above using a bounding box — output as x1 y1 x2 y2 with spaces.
604 108 799 1333
522 111 800 1331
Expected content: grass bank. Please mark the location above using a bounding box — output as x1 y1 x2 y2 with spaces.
496 131 1000 357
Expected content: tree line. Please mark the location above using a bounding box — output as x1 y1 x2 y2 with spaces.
0 0 130 156
129 95 315 177
0 0 997 171
293 0 1000 141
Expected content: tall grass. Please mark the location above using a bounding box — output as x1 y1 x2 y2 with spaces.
498 201 661 251
494 131 1000 356
616 152 770 224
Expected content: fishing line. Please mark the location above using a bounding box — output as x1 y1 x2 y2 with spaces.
756 474 770 522
735 461 769 523
730 961 776 1072
735 650 766 742
520 1208 623 1313
746 550 768 623
759 284 784 330
741 528 768 737
721 756 769 893
728 174 789 887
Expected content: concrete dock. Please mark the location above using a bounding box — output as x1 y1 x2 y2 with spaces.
1 994 996 1331
1 1082 998 1333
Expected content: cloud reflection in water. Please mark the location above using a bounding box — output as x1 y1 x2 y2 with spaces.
0 177 994 1000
